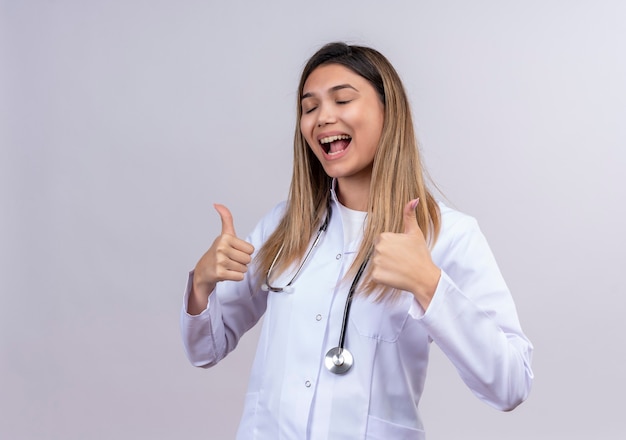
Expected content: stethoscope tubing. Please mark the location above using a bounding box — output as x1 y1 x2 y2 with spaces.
323 255 369 374
337 257 369 351
262 205 331 293
262 200 369 374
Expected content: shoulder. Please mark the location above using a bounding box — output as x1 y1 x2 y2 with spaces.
437 201 479 235
246 200 288 243
432 201 485 261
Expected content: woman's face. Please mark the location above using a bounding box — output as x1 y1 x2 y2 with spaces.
300 63 384 187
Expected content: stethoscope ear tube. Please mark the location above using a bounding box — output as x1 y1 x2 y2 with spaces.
262 204 332 293
261 283 294 293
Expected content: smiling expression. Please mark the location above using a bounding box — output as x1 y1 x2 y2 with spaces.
300 64 385 187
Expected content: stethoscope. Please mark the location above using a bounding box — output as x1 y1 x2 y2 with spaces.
261 203 369 374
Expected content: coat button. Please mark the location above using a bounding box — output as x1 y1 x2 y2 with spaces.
336 253 342 260
315 314 322 321
305 380 311 388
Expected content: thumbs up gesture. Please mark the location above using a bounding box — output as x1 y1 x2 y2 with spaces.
188 204 255 315
371 199 441 310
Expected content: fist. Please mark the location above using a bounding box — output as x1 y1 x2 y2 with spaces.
188 204 254 315
370 199 440 309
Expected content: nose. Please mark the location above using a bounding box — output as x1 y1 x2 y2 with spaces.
316 103 336 127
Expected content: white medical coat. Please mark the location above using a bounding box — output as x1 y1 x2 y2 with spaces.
181 189 533 439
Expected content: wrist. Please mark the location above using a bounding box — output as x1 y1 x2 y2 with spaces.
188 277 214 316
413 266 441 311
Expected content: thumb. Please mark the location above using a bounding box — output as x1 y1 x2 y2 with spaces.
214 204 237 236
403 198 420 235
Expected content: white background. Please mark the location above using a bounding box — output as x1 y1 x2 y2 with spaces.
2 1 625 439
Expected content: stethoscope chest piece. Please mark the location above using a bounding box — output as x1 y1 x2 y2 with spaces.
324 347 353 374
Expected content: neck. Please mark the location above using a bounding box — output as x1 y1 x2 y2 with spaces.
336 175 371 212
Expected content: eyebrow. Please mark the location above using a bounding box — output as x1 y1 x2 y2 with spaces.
301 84 359 100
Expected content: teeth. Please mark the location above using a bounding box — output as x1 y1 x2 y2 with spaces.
319 134 351 144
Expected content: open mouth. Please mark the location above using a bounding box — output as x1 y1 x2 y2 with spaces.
319 134 352 156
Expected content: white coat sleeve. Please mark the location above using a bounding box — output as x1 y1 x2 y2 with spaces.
179 271 267 368
416 214 534 411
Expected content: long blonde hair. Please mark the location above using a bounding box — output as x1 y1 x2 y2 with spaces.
256 42 440 298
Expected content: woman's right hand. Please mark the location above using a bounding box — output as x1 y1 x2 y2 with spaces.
187 204 255 315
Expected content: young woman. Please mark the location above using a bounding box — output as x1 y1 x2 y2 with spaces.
181 42 533 439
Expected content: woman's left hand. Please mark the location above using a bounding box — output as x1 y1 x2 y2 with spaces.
370 199 441 310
